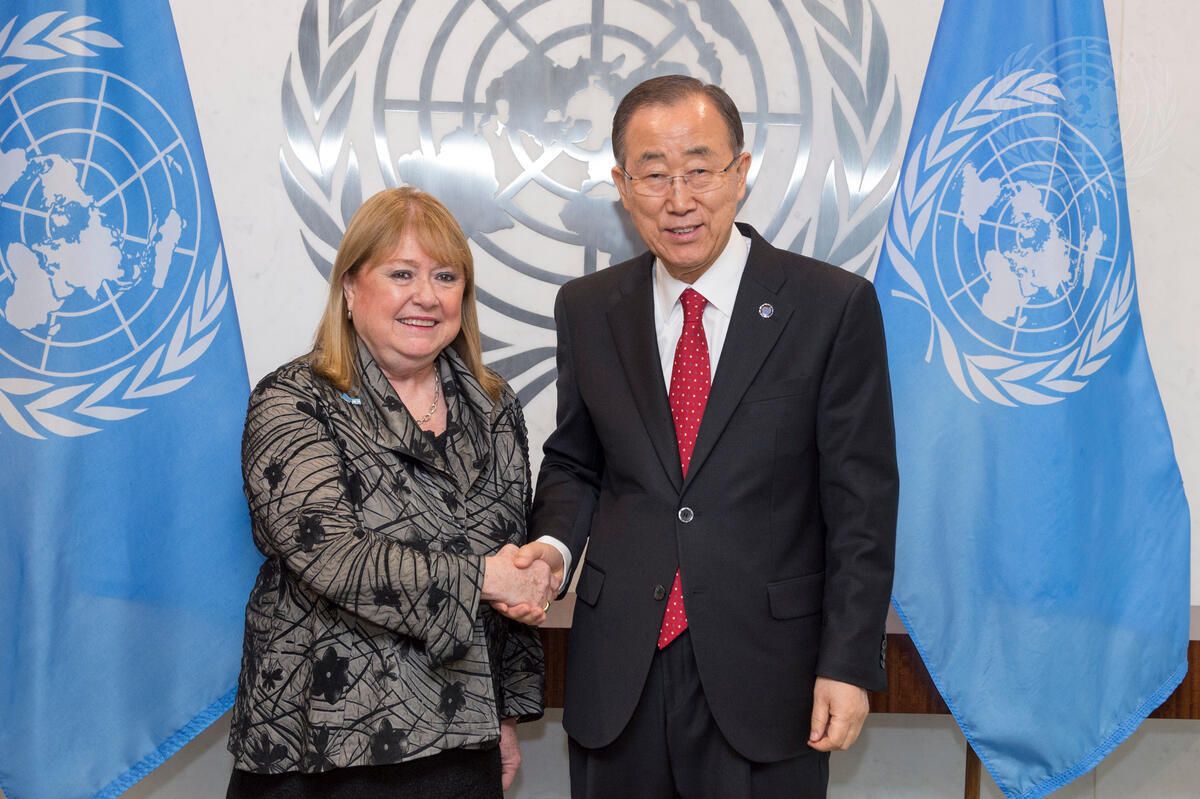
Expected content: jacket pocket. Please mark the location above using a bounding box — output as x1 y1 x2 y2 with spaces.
575 561 605 607
742 376 811 404
767 571 824 619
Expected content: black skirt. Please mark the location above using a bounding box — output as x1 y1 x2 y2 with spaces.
226 746 502 799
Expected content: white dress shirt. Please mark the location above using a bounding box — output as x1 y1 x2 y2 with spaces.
538 228 752 587
652 228 750 385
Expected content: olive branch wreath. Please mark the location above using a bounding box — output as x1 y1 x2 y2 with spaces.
885 69 1135 406
280 0 379 280
0 12 120 82
0 247 233 438
795 0 902 277
0 17 232 438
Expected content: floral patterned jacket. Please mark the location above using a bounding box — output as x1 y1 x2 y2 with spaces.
227 342 544 774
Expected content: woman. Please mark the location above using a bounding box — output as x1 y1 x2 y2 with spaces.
227 188 552 797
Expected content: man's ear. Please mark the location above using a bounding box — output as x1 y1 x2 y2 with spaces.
734 152 751 201
612 165 633 211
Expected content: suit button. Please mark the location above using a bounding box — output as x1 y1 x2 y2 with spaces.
677 506 694 523
653 584 666 600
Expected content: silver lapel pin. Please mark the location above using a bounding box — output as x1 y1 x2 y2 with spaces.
758 302 775 319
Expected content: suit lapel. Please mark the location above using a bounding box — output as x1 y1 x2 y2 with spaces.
606 256 683 493
684 228 793 490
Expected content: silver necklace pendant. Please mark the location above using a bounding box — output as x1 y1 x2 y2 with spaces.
413 371 440 427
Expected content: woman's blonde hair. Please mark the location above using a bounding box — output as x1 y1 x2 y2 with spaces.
309 187 503 401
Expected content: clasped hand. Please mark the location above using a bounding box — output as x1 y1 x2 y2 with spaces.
482 542 565 625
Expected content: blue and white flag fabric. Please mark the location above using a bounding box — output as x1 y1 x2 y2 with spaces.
875 2 1190 797
0 3 260 797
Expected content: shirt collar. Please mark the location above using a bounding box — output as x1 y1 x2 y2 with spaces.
652 226 750 320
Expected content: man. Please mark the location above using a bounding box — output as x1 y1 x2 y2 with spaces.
515 75 897 798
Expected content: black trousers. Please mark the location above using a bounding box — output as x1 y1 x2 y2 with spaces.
226 745 502 799
570 631 829 799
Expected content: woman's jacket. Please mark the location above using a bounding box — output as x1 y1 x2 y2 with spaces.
227 342 544 773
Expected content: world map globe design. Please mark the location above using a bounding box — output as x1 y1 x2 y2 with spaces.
0 68 200 378
933 112 1119 358
372 0 814 332
361 0 823 408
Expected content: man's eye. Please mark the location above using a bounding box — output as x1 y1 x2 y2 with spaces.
690 169 712 178
644 173 667 181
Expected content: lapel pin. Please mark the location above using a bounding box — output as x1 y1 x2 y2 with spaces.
340 391 362 405
758 302 775 319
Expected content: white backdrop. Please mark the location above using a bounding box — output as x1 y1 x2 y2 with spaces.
172 0 1199 600
45 1 1200 797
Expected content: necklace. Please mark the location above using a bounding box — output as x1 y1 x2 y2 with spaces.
412 370 440 427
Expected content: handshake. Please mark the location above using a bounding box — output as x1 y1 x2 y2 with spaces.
481 541 566 626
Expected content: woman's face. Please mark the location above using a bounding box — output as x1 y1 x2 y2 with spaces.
344 231 465 380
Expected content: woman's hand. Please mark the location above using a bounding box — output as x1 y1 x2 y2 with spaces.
499 717 521 790
483 544 553 624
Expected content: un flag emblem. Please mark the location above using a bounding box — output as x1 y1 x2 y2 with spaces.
0 65 229 437
933 112 1119 360
886 44 1133 407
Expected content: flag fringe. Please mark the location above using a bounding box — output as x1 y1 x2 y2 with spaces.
91 687 237 799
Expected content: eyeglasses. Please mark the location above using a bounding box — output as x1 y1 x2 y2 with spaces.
620 154 742 197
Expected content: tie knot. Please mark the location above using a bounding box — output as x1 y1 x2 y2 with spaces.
680 288 708 323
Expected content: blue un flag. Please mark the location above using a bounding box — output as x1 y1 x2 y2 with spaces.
875 2 1191 797
0 3 260 797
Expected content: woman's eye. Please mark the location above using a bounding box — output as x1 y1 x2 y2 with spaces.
435 272 459 283
389 270 411 280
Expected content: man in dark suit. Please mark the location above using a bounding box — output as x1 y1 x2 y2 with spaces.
511 75 898 798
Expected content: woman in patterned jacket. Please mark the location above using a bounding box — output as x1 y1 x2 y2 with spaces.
226 187 553 798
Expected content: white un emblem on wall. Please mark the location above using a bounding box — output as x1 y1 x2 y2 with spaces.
282 0 902 423
887 42 1133 407
0 16 229 438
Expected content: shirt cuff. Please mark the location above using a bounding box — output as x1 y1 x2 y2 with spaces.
536 535 572 597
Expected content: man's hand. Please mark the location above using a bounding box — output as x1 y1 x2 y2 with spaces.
483 544 553 625
490 541 566 625
808 677 869 752
513 541 565 592
499 717 521 790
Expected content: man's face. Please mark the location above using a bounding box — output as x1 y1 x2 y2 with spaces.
612 95 749 283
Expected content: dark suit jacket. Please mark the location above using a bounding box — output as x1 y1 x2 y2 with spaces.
531 223 898 762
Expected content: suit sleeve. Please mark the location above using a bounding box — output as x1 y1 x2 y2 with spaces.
814 279 898 692
530 288 603 586
242 371 482 666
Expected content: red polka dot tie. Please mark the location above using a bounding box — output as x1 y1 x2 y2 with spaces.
658 288 710 649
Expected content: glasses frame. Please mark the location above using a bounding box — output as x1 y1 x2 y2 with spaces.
620 154 743 197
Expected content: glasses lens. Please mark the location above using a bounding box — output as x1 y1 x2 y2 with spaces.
628 166 729 196
634 176 669 196
687 173 716 193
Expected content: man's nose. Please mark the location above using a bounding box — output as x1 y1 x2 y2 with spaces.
664 177 697 211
